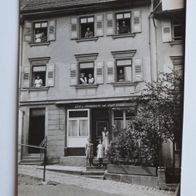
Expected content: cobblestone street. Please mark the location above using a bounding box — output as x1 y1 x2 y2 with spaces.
18 165 174 196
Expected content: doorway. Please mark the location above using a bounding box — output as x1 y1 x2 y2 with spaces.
28 108 45 153
91 108 110 155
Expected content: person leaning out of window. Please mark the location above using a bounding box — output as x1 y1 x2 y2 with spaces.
80 73 87 84
34 75 43 88
84 27 93 38
88 73 94 84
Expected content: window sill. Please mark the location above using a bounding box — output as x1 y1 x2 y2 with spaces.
112 33 136 39
75 37 99 43
112 82 136 87
21 87 49 92
169 40 184 46
73 84 98 89
29 42 50 47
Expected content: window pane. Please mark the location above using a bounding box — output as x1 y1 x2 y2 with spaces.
114 110 123 119
33 66 46 72
35 23 41 28
81 18 87 24
41 22 48 27
114 120 124 131
69 110 88 118
88 17 94 22
79 120 88 136
124 66 132 81
80 62 94 69
117 59 132 66
124 13 131 18
69 120 78 136
116 14 123 19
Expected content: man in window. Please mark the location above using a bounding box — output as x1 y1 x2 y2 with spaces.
88 73 94 84
85 27 94 38
80 73 87 84
119 21 129 34
34 75 43 88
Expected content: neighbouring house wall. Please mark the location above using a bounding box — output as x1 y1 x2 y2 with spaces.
47 105 65 162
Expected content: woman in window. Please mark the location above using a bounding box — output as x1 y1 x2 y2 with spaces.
80 73 87 84
88 73 94 84
34 75 43 88
118 69 125 82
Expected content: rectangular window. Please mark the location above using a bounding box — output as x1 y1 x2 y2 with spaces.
32 65 46 87
113 109 135 130
80 16 94 38
34 21 48 43
172 19 184 41
68 109 89 137
116 12 131 34
116 59 132 82
79 62 95 84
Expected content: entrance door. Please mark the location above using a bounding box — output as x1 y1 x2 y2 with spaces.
28 108 45 153
91 109 109 155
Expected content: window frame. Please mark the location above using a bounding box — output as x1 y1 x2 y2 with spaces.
171 18 185 42
78 61 95 85
115 11 131 35
115 58 133 83
31 65 47 88
67 109 90 138
79 15 95 39
33 21 48 43
113 108 135 129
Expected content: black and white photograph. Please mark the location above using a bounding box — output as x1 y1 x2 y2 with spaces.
16 0 185 196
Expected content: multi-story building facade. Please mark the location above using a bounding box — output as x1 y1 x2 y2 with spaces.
19 0 184 167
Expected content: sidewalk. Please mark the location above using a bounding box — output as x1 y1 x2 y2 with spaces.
18 165 174 196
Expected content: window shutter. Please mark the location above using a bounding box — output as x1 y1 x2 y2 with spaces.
95 61 104 84
22 66 30 88
48 19 56 41
106 13 114 35
71 17 78 39
106 61 115 83
70 63 77 85
162 20 172 42
24 21 32 42
133 58 143 82
96 14 104 37
132 10 142 33
46 63 55 87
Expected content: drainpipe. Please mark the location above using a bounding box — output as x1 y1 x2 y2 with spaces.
148 0 161 82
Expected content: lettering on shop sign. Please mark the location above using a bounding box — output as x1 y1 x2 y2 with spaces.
74 102 135 109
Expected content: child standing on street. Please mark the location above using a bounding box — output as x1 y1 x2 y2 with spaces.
97 139 104 167
85 138 94 166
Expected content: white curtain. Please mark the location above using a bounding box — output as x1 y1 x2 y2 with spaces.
79 120 88 136
69 120 78 136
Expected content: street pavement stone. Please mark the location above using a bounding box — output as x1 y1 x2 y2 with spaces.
18 165 174 196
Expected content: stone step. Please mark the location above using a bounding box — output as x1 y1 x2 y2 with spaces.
84 175 105 180
19 161 43 165
59 156 86 167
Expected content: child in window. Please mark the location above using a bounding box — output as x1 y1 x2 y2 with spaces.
88 73 94 84
97 139 104 167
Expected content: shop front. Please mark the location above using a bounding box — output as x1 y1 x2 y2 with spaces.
64 101 136 156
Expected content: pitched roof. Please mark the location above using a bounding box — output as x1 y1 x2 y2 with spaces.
21 0 118 11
